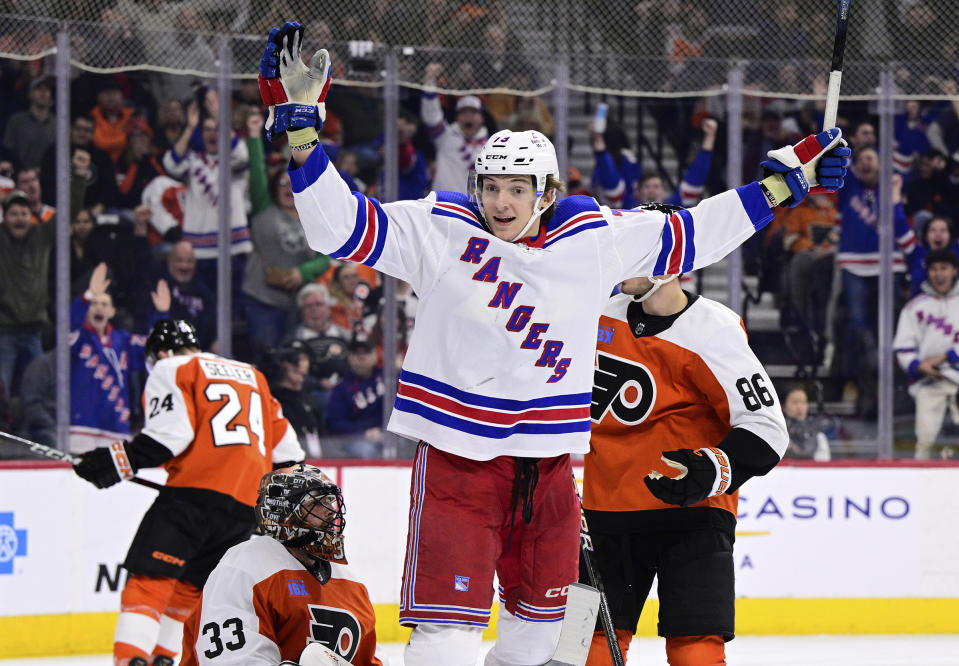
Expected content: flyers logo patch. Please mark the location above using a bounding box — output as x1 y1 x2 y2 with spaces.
591 352 656 425
308 605 362 660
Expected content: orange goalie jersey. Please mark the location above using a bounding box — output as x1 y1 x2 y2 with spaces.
141 352 305 506
585 292 787 515
181 535 381 664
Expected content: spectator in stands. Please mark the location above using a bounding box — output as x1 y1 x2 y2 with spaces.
64 207 97 296
325 332 385 459
927 79 959 163
76 204 155 331
323 77 384 174
0 146 15 197
893 248 959 459
847 120 877 153
0 151 87 403
781 385 831 461
900 214 959 296
328 263 368 335
391 110 430 201
116 117 166 210
14 167 54 224
264 339 325 457
291 283 350 343
68 263 158 453
833 147 913 416
895 100 932 176
595 117 717 209
779 192 841 343
18 350 55 447
162 100 251 302
903 149 952 221
41 114 119 214
150 241 215 349
154 98 185 156
90 78 135 166
420 62 489 192
148 6 216 103
242 169 332 356
2 76 54 170
290 283 351 406
590 114 641 208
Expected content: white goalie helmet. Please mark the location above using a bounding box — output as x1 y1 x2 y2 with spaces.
470 129 560 241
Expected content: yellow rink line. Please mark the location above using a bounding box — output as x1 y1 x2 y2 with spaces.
2 598 958 657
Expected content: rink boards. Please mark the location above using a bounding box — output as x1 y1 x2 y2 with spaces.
1 460 958 657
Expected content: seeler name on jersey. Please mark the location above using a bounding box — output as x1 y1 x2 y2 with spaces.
199 358 257 387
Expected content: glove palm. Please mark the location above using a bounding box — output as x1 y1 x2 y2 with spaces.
258 23 332 145
760 128 851 207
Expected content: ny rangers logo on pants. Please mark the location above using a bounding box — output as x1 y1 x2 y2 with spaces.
591 352 656 424
308 605 361 660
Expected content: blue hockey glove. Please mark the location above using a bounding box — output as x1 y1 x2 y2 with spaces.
760 128 846 207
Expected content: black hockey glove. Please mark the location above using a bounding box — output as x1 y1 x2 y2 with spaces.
644 447 732 507
73 441 135 489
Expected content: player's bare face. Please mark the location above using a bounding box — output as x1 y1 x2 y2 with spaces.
482 176 538 241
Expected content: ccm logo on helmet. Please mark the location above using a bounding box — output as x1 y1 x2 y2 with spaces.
545 586 569 598
487 154 508 160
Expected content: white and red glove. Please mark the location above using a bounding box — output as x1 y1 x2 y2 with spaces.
760 128 851 207
258 21 332 149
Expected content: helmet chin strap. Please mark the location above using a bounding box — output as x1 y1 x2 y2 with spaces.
507 194 548 242
633 274 678 303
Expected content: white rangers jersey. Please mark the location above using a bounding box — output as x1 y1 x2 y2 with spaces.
162 140 252 258
586 292 788 513
420 93 488 192
181 536 381 665
893 281 959 387
289 146 774 461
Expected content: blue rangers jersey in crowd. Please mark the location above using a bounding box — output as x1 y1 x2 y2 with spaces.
69 297 147 437
593 147 712 209
289 145 773 461
837 170 914 277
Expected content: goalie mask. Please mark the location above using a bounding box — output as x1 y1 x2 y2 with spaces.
256 463 347 563
469 129 560 242
145 319 200 371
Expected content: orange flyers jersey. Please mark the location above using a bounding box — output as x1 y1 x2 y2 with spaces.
140 353 304 506
585 293 787 515
181 535 382 665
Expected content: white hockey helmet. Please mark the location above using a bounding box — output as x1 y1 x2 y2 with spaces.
470 129 560 241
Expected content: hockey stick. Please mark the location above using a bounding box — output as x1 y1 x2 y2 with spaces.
0 430 163 491
823 0 851 129
548 582 601 666
572 473 626 666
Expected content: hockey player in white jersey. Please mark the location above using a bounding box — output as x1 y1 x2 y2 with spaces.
256 21 850 665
